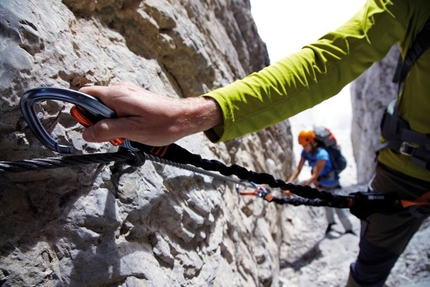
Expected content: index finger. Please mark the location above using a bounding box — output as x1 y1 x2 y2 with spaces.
79 85 111 102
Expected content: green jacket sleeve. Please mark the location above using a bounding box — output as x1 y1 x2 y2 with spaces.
203 0 410 142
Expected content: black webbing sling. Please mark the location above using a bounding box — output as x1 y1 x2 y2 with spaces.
380 16 430 170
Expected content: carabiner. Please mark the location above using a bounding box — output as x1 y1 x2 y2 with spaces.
69 105 124 146
236 182 264 196
235 182 274 202
20 87 118 153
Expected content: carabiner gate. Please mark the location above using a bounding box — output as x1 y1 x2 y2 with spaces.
20 87 119 153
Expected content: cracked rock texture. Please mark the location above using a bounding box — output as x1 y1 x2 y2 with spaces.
1 1 429 287
0 1 297 286
350 44 399 184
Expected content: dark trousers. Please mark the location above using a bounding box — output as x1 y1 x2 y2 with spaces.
346 163 430 287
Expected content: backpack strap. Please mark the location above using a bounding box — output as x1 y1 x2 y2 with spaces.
393 16 430 86
379 16 430 170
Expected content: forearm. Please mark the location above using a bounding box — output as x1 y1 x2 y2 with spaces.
288 168 300 183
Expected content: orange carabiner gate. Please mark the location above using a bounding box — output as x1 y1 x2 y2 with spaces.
70 105 124 146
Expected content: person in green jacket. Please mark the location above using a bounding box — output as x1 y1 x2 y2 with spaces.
79 0 430 286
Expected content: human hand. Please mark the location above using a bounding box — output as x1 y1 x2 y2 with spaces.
79 82 222 146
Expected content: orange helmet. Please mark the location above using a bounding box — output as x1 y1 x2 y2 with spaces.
298 129 316 146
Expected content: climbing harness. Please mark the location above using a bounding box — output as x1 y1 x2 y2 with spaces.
1 87 429 220
379 16 430 170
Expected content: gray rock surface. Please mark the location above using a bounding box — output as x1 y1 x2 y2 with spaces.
350 45 399 184
1 1 428 286
0 1 296 286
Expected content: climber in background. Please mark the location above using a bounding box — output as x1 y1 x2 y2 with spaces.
287 129 355 235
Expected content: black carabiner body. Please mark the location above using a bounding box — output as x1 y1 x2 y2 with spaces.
20 87 116 153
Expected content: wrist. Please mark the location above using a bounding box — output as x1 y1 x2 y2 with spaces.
178 96 223 137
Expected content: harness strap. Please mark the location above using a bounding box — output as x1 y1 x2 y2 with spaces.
401 191 430 208
383 140 430 170
379 16 430 170
380 110 430 170
393 16 430 85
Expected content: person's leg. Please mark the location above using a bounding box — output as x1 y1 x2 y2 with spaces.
324 186 354 233
347 211 422 287
325 206 336 233
335 208 353 232
346 163 429 287
322 186 338 233
325 206 335 224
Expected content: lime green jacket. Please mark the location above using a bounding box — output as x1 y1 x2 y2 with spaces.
204 0 430 182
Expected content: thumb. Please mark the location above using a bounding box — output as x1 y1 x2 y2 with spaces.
82 119 123 143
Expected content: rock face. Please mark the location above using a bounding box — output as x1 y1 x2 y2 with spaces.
0 1 301 286
350 45 399 184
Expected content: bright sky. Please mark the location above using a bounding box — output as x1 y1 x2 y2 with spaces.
250 0 366 184
250 0 365 62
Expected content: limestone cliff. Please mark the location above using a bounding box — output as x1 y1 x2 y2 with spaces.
0 1 303 286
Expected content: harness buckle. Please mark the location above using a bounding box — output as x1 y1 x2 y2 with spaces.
399 142 415 156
